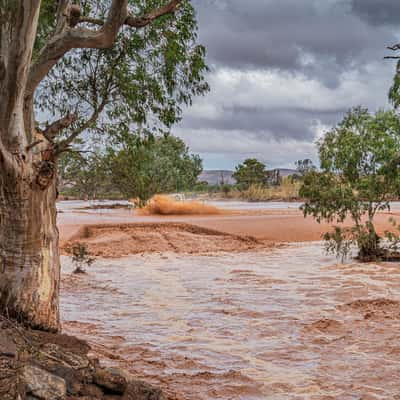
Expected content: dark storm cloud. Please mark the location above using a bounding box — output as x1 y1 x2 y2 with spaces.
180 105 345 141
178 1 400 168
351 0 400 26
193 0 398 77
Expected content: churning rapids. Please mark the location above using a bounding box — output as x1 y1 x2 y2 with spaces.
60 243 400 400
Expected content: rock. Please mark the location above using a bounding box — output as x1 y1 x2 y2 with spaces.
23 365 66 400
122 380 166 400
0 330 17 358
42 343 90 369
93 367 127 394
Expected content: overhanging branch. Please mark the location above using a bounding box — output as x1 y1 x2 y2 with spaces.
26 0 183 97
77 0 182 28
40 113 77 143
125 0 182 28
385 44 400 60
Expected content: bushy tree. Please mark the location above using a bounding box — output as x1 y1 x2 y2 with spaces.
233 158 267 189
106 134 202 204
300 107 400 261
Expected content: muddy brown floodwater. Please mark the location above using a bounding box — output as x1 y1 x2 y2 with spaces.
60 243 400 400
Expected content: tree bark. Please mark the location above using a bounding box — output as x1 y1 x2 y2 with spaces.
0 0 60 332
0 172 60 332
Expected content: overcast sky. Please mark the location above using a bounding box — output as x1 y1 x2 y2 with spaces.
174 0 400 170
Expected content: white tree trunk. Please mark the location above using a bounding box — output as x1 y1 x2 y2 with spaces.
0 1 60 331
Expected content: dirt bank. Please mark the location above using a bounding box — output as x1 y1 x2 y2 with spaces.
62 222 273 258
0 317 165 400
59 208 400 256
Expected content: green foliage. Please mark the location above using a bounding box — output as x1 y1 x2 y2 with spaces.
35 0 209 146
58 151 112 199
70 243 95 274
106 134 202 203
389 61 400 109
233 158 267 190
300 107 400 260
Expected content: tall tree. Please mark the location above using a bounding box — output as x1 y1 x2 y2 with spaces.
107 134 202 203
300 107 400 260
0 0 207 332
233 158 267 189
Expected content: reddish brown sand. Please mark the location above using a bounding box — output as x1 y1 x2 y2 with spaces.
62 222 273 257
59 208 400 249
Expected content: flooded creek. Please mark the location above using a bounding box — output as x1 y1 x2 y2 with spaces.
61 243 400 399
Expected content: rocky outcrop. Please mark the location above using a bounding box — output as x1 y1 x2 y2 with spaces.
0 319 165 400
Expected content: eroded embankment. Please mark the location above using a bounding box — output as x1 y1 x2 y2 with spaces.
61 222 273 257
0 318 165 400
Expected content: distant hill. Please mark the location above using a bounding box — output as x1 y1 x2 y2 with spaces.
198 168 298 185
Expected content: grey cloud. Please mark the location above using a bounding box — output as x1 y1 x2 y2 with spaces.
351 0 400 26
180 105 345 141
176 1 399 168
193 0 397 84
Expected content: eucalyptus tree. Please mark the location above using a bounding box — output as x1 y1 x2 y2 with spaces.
106 133 202 204
233 158 267 190
0 0 208 332
300 107 400 261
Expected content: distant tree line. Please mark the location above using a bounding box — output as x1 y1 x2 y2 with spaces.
59 134 202 204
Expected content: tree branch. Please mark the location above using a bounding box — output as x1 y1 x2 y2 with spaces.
125 0 182 28
26 0 183 97
78 16 105 26
388 44 400 51
77 0 182 28
56 100 108 154
26 139 44 152
26 0 128 97
40 113 77 142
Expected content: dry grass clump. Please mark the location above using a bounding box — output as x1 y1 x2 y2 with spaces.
138 195 223 215
242 179 300 201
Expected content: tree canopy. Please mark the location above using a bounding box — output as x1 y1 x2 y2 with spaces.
300 107 400 260
233 158 267 189
106 133 202 203
34 0 209 152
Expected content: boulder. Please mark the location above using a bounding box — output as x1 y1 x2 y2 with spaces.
122 380 166 400
23 365 67 400
94 367 128 394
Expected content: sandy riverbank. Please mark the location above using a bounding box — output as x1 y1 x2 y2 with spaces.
58 205 400 254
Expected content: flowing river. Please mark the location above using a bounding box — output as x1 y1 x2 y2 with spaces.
60 243 400 399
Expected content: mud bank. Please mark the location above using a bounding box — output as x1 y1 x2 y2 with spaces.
0 318 165 399
61 222 272 257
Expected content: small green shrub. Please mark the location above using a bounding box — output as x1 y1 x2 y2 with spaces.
70 243 95 274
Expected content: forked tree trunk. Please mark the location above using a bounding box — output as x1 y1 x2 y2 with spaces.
0 1 60 331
